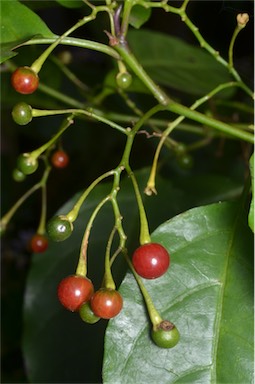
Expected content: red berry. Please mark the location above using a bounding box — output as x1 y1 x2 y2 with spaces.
57 275 94 312
51 150 69 169
132 243 170 279
90 288 123 319
11 66 39 94
30 233 48 253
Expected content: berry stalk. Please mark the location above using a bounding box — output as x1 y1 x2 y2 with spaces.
76 196 111 277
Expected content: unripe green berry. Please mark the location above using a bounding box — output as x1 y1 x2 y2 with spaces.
47 215 73 242
177 153 193 169
17 153 38 175
12 102 33 125
13 168 26 182
151 320 180 348
174 143 187 156
116 72 132 89
79 302 100 324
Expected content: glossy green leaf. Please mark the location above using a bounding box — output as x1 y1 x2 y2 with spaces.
129 5 152 29
0 0 54 63
248 153 254 232
22 170 245 383
104 202 254 383
127 29 234 97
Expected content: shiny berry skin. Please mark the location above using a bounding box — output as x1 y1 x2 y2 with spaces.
12 168 26 182
132 243 170 279
79 302 100 324
151 320 180 348
58 275 94 312
17 153 38 175
47 215 73 242
12 102 33 125
51 150 69 169
90 288 123 319
116 72 132 89
11 66 39 94
30 233 48 253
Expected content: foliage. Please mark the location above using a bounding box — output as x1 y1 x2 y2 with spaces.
1 0 254 383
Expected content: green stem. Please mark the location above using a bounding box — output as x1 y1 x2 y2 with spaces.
50 55 90 92
110 169 127 247
30 4 117 73
124 251 163 326
30 115 74 161
167 102 254 143
31 108 128 135
76 195 111 276
67 170 114 222
120 0 135 37
19 36 120 60
114 43 171 106
228 25 243 70
104 227 117 289
37 165 51 235
146 81 253 194
0 166 51 232
38 82 86 108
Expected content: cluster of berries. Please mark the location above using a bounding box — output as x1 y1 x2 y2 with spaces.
57 243 170 323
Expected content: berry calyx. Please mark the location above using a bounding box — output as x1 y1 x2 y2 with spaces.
51 150 69 169
11 66 39 94
12 168 26 182
30 233 48 253
17 153 38 175
47 215 73 242
90 288 123 319
58 275 94 312
12 102 33 125
79 302 100 324
132 243 170 279
151 320 180 348
116 72 132 89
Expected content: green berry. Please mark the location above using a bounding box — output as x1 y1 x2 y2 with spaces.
17 153 38 175
174 143 187 156
151 320 180 348
177 153 193 169
116 72 132 89
12 168 26 182
12 102 33 125
47 215 73 242
79 302 100 324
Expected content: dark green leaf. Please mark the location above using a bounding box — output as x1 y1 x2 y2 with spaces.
22 170 245 382
0 0 54 63
127 29 234 97
248 153 254 232
55 0 84 8
104 202 254 383
129 5 151 29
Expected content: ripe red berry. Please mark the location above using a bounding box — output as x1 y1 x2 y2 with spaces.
30 233 48 253
11 66 39 94
90 288 123 319
51 150 69 169
132 243 170 279
58 275 94 312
